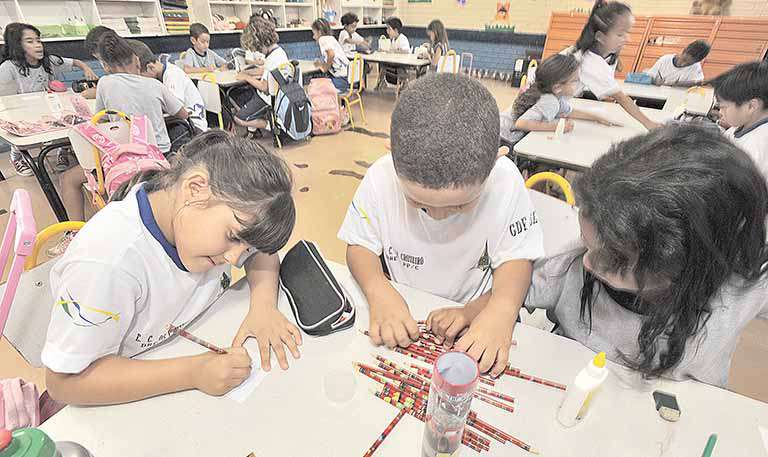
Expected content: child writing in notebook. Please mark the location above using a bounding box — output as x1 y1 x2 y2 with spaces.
338 74 544 377
181 23 228 74
710 61 768 181
500 53 617 147
644 39 710 88
43 131 302 405
571 0 661 130
312 18 350 92
0 23 97 177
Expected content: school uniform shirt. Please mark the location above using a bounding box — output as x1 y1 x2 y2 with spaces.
318 35 350 79
644 54 704 85
574 50 620 100
95 73 185 154
724 118 768 181
257 46 290 104
181 48 227 68
0 57 74 94
339 29 364 54
42 185 231 374
390 34 411 53
245 50 265 62
161 61 207 132
338 155 545 304
500 93 573 145
525 243 768 387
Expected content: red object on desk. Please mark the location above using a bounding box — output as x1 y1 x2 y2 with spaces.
48 80 67 93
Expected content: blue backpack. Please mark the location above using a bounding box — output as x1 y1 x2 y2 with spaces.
271 66 312 141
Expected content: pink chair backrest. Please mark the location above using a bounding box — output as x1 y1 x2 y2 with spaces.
0 189 37 336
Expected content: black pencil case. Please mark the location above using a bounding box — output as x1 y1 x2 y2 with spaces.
279 240 355 336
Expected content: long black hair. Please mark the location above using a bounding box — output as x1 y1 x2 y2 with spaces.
575 0 631 60
574 124 768 378
1 23 64 77
112 130 296 255
513 54 579 119
97 31 136 70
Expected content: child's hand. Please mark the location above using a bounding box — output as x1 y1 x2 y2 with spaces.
232 306 302 371
368 285 419 348
456 306 516 377
83 67 98 81
193 347 252 396
207 65 217 72
563 119 575 133
426 307 470 347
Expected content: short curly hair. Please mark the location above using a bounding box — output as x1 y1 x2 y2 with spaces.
241 16 279 52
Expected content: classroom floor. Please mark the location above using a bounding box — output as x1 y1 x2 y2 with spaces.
1 79 766 405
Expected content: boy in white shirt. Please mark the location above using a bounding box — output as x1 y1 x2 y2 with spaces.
338 74 544 376
312 19 350 92
381 17 410 86
129 40 208 133
339 13 370 54
644 40 709 88
710 61 768 181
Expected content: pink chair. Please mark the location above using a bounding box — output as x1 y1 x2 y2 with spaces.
0 190 37 337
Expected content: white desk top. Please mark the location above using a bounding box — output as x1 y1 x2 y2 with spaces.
0 92 97 148
191 61 322 88
364 51 431 67
37 191 768 457
513 99 675 170
620 81 714 115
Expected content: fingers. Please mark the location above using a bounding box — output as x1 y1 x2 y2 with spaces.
491 346 510 378
226 347 252 368
478 346 496 374
393 322 412 348
273 341 289 370
232 327 249 348
444 319 466 348
404 318 420 341
257 338 272 372
281 331 301 360
287 323 303 347
231 366 252 380
425 310 437 332
369 322 383 346
381 324 397 349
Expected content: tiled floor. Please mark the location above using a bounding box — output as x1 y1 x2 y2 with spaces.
1 79 766 404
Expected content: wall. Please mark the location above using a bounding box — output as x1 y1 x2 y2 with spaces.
396 0 768 33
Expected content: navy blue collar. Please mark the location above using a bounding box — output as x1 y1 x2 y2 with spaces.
136 187 188 271
160 61 167 81
734 116 768 139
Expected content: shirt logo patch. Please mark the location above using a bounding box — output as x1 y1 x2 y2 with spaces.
56 292 120 327
385 246 425 270
470 242 492 273
509 211 539 238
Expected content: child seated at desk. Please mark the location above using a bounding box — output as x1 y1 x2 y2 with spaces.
643 39 710 88
181 23 228 74
500 53 616 147
338 74 544 377
0 23 97 177
381 17 410 86
710 61 768 182
339 13 371 54
42 131 301 406
312 18 350 92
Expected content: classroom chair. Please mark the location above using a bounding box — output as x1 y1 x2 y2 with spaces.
520 59 538 91
0 189 85 336
437 50 460 74
198 74 225 129
339 53 366 129
525 171 575 205
460 52 474 76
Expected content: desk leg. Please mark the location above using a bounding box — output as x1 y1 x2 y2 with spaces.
21 145 69 222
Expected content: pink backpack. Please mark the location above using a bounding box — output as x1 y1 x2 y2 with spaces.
76 113 170 199
307 78 342 135
0 378 39 431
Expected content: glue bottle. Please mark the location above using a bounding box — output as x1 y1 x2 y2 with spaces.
557 352 608 427
0 428 93 457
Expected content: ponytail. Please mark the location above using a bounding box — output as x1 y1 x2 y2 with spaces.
575 0 631 53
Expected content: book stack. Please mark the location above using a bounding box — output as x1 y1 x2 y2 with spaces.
162 0 191 34
101 17 131 36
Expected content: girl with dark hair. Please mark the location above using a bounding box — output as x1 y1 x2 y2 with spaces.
524 124 768 385
571 1 661 130
43 131 301 406
500 54 616 146
0 23 97 176
312 18 350 92
425 19 448 69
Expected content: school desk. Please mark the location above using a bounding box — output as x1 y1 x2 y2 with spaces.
619 81 715 115
512 99 676 172
189 61 322 88
364 51 431 90
0 92 97 222
36 191 768 457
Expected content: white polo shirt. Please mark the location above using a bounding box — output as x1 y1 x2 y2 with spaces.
162 61 208 132
318 35 350 78
390 34 410 53
42 185 231 374
644 54 704 85
338 155 545 304
725 118 768 182
574 50 620 100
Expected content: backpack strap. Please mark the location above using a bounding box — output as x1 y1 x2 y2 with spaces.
75 122 122 159
271 68 289 89
129 115 150 146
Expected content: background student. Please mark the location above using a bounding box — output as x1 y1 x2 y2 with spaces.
181 23 228 74
312 18 350 92
643 39 710 87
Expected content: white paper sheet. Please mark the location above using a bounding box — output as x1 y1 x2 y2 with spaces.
225 340 269 403
759 426 768 454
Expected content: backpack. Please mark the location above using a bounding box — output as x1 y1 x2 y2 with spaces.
307 78 342 135
271 66 312 141
75 113 170 199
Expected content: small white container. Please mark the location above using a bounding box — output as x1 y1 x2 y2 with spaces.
557 352 608 427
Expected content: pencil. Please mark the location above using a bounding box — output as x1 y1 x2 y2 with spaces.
505 367 566 391
167 324 226 354
363 407 408 457
701 434 717 457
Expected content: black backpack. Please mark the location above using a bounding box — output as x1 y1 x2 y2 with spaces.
270 65 312 141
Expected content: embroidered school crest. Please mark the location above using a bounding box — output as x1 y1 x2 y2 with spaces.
471 242 492 272
56 292 120 327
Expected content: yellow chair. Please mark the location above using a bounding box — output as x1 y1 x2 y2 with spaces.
24 221 86 270
520 59 538 90
525 171 575 205
437 50 460 74
199 72 225 129
339 53 366 129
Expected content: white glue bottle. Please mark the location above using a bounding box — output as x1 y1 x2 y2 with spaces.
557 351 608 427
